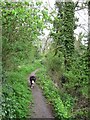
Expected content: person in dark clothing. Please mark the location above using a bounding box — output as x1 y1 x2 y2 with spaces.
29 68 40 88
30 75 36 88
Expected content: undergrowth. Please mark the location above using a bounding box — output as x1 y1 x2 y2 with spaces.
35 63 75 120
2 64 33 119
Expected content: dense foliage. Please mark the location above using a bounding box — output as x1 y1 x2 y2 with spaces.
36 66 74 119
1 1 50 119
1 1 89 120
51 1 75 70
45 1 89 120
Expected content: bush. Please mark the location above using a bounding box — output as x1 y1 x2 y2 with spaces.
36 66 74 120
2 65 33 119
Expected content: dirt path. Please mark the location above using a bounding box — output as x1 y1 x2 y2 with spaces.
31 84 54 118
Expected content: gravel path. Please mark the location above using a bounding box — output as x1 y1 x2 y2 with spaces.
31 84 54 118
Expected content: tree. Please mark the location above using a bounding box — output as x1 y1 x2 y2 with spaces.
52 1 75 70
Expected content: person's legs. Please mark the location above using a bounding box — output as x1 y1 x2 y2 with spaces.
31 80 35 88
